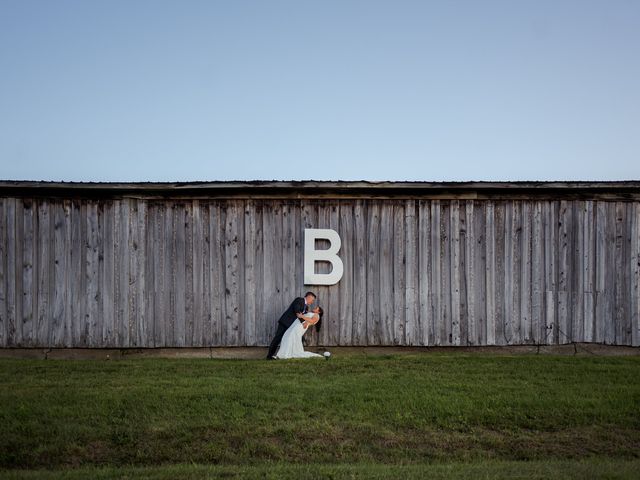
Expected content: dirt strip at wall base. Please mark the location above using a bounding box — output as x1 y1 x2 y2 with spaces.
0 344 638 360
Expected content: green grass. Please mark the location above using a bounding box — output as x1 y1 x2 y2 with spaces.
1 354 639 478
2 459 640 480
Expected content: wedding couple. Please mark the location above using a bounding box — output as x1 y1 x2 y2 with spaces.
266 291 324 360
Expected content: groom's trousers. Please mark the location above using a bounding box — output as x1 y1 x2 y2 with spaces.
266 323 290 359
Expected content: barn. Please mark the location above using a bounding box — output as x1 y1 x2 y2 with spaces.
0 180 639 350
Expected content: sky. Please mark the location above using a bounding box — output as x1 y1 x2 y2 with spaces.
0 0 639 182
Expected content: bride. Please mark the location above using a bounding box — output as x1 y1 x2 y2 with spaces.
274 307 324 359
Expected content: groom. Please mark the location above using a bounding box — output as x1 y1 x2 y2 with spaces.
266 291 316 360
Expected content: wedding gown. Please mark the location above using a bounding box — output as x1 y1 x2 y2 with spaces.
274 313 323 359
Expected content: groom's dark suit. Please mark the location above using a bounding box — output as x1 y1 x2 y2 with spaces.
266 297 306 359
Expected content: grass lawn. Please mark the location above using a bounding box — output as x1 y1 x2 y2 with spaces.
0 354 638 479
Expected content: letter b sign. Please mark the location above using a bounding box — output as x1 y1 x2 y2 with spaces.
304 229 344 285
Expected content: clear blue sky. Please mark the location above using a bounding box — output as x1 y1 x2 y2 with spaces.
1 0 639 182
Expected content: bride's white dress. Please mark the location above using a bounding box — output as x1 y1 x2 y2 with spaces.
274 313 323 359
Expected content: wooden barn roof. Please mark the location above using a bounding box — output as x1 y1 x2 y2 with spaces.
1 180 640 200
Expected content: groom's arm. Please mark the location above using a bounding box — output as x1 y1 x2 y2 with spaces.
294 298 305 321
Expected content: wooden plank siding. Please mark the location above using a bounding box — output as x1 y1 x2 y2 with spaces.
1 195 639 348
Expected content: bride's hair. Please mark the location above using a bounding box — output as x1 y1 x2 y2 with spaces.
315 307 324 333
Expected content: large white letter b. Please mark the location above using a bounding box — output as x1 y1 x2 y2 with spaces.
304 228 344 285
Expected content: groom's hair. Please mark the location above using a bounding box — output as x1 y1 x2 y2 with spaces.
304 291 317 299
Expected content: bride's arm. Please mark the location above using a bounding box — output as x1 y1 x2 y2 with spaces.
302 314 319 329
306 314 320 325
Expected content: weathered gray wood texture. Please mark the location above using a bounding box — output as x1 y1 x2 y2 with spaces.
1 197 639 347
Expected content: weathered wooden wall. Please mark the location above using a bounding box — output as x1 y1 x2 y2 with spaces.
0 196 639 347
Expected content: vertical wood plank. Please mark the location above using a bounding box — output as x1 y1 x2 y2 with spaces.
126 200 139 348
14 200 25 346
184 201 194 347
102 201 115 347
206 203 216 346
379 203 394 345
95 201 104 346
273 203 285 340
604 202 616 344
165 203 176 346
200 203 212 346
85 202 99 347
531 201 544 343
404 200 418 346
583 201 595 342
503 201 514 344
22 199 35 346
558 200 571 343
430 200 442 345
520 201 532 343
152 204 166 347
458 202 468 346
512 201 523 344
0 199 6 346
464 201 476 345
472 201 487 345
543 201 558 344
450 201 461 345
572 202 584 342
418 200 431 346
339 202 354 346
293 201 304 305
327 202 341 346
485 201 496 345
366 202 381 345
223 202 241 346
36 201 51 346
118 200 131 348
210 203 225 346
136 200 148 346
69 201 81 346
252 202 264 345
494 202 506 345
90 204 102 348
243 200 257 346
393 201 406 345
352 200 367 346
142 201 155 348
594 201 606 344
614 202 625 345
172 203 186 347
621 203 632 345
4 199 17 346
97 202 106 348
622 202 634 345
631 202 640 346
96 202 106 347
275 202 285 318
440 201 452 345
281 202 294 304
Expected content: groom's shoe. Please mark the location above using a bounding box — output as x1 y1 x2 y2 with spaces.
266 356 275 360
